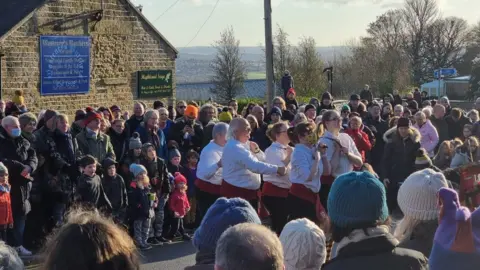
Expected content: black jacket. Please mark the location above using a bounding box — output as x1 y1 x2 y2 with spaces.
364 116 388 172
141 157 171 196
171 118 204 154
360 89 373 104
382 127 421 182
430 115 449 147
0 126 38 215
323 234 428 270
126 115 144 137
250 122 271 151
128 185 154 220
107 129 129 163
281 74 293 92
75 174 112 211
445 114 471 140
102 174 128 212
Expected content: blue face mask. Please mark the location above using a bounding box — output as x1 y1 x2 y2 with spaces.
11 128 21 137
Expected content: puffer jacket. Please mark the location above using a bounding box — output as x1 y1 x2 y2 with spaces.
76 129 115 164
414 120 439 157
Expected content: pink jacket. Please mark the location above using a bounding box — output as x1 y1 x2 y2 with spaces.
414 120 439 156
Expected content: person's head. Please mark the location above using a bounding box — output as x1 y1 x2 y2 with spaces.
439 96 450 108
80 155 97 177
174 172 187 192
323 110 342 133
169 147 182 166
200 104 217 123
467 109 479 123
340 104 350 119
133 102 145 118
252 106 264 124
270 107 282 124
110 105 121 119
394 169 448 242
403 108 412 119
142 143 157 161
153 100 165 110
167 105 176 120
129 132 143 156
304 104 316 120
142 109 159 129
130 164 148 186
1 116 21 138
414 111 426 126
99 107 112 122
464 136 479 153
54 114 70 134
0 238 23 270
464 124 473 139
193 198 261 263
328 171 389 242
422 106 433 119
43 109 59 130
348 116 362 130
213 122 229 146
309 98 319 107
321 92 333 106
186 149 199 166
102 158 118 177
42 210 139 270
267 122 289 145
432 104 446 119
286 88 296 100
184 105 199 121
18 112 37 134
393 104 404 117
246 115 258 130
389 116 400 128
228 99 238 112
111 119 125 134
84 110 102 132
280 218 326 270
272 97 286 110
99 117 110 133
383 95 392 104
292 113 307 126
382 103 392 116
451 108 463 122
0 162 9 186
292 122 316 146
396 117 411 138
349 94 360 108
215 223 284 270
158 107 169 122
228 118 251 143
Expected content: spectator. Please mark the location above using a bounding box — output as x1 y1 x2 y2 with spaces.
291 112 307 127
218 110 232 124
269 107 282 125
446 108 471 140
41 210 140 270
281 70 294 99
76 110 115 164
107 119 128 162
344 115 372 165
158 107 174 140
110 105 122 120
285 88 298 111
348 94 366 117
171 105 204 155
388 116 400 128
120 132 142 187
360 84 373 104
0 240 23 270
414 148 442 172
413 88 422 105
381 103 393 122
167 105 176 121
430 104 449 149
364 103 388 174
323 171 428 270
188 197 261 270
382 117 421 212
382 93 394 106
438 96 452 116
101 158 127 225
304 104 316 123
18 112 37 144
181 150 199 228
433 139 461 170
422 106 433 119
318 92 335 114
136 109 167 160
340 105 350 129
463 124 473 141
414 111 439 157
153 100 165 110
393 104 403 117
0 162 13 242
167 147 183 174
99 117 110 134
215 223 284 270
0 116 37 256
126 102 145 136
428 188 480 270
243 103 257 118
395 169 448 257
280 218 326 270
167 172 192 241
392 90 403 106
199 104 217 148
250 106 271 151
450 136 480 168
309 98 320 108
70 109 86 138
98 107 113 122
228 100 239 117
271 97 294 122
175 100 187 120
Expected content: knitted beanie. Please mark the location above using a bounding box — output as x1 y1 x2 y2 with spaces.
328 171 389 228
129 132 142 150
169 147 181 160
84 110 102 126
0 162 8 175
270 106 283 117
341 104 350 112
185 105 199 119
398 169 448 221
287 88 296 96
429 188 480 270
305 104 316 113
193 197 261 253
129 164 147 178
174 172 187 185
18 112 37 129
415 148 432 166
280 218 327 270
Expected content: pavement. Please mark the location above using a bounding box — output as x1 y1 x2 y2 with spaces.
140 240 196 270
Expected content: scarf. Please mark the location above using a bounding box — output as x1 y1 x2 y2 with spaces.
0 185 10 193
336 225 398 254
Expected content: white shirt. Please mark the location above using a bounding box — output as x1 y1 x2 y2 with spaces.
222 139 279 190
264 142 292 189
290 144 321 193
318 131 360 178
196 140 223 185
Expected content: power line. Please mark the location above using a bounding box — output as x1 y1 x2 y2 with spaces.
152 0 182 23
184 0 221 47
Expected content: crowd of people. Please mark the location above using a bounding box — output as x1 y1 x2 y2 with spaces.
0 85 479 269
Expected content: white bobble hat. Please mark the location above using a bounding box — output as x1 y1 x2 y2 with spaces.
398 169 449 221
280 218 326 270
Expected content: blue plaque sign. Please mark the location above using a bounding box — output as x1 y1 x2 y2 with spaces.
40 36 91 95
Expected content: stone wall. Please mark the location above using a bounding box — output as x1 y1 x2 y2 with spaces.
0 0 176 117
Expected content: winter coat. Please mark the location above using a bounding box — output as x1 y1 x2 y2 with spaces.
322 234 428 270
181 166 197 197
160 119 174 141
450 149 474 168
414 91 422 106
75 174 112 210
76 130 116 164
348 103 367 118
128 184 154 220
285 98 298 110
413 120 439 157
0 185 13 226
398 220 438 257
318 103 336 115
169 190 190 217
126 115 144 137
0 126 38 215
171 118 204 155
168 162 183 175
135 125 168 160
392 94 403 106
141 157 171 196
445 114 471 140
344 128 372 162
281 74 294 93
363 116 388 172
360 89 373 104
107 129 129 163
102 174 128 212
250 122 271 151
430 115 449 147
120 151 141 188
70 121 84 139
382 127 421 183
201 121 216 150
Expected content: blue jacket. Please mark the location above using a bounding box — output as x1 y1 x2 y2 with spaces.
135 125 167 160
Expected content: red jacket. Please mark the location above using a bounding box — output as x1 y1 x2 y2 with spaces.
0 189 13 226
344 128 372 162
169 190 190 217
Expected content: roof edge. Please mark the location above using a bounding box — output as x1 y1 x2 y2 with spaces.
0 0 48 42
125 0 178 57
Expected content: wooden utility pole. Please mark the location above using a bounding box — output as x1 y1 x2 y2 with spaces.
264 0 274 110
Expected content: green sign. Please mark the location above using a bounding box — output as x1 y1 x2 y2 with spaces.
137 70 173 98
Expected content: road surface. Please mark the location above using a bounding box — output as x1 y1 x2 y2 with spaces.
140 240 196 270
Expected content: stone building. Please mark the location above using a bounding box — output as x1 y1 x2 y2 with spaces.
0 0 178 116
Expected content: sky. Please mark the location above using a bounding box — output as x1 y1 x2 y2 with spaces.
130 0 479 47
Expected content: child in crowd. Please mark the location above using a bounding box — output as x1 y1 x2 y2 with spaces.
167 172 191 241
121 132 143 187
181 150 199 229
101 158 128 225
141 143 172 245
0 162 12 242
129 164 156 250
167 147 183 174
285 88 298 110
75 155 112 211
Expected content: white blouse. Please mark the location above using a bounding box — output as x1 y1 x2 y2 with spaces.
289 144 321 193
263 142 292 189
196 140 223 185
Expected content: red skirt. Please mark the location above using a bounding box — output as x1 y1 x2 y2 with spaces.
289 183 327 223
262 182 289 198
220 180 258 201
195 179 221 195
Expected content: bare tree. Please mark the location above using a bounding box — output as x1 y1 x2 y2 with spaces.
210 27 246 102
273 25 294 82
291 37 326 96
366 9 405 51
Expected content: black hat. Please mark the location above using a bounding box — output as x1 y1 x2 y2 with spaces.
350 94 360 101
102 157 117 169
397 117 410 128
305 104 316 112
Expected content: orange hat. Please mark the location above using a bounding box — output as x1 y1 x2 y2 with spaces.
185 105 199 119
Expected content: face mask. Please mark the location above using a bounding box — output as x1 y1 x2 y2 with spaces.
11 128 21 137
